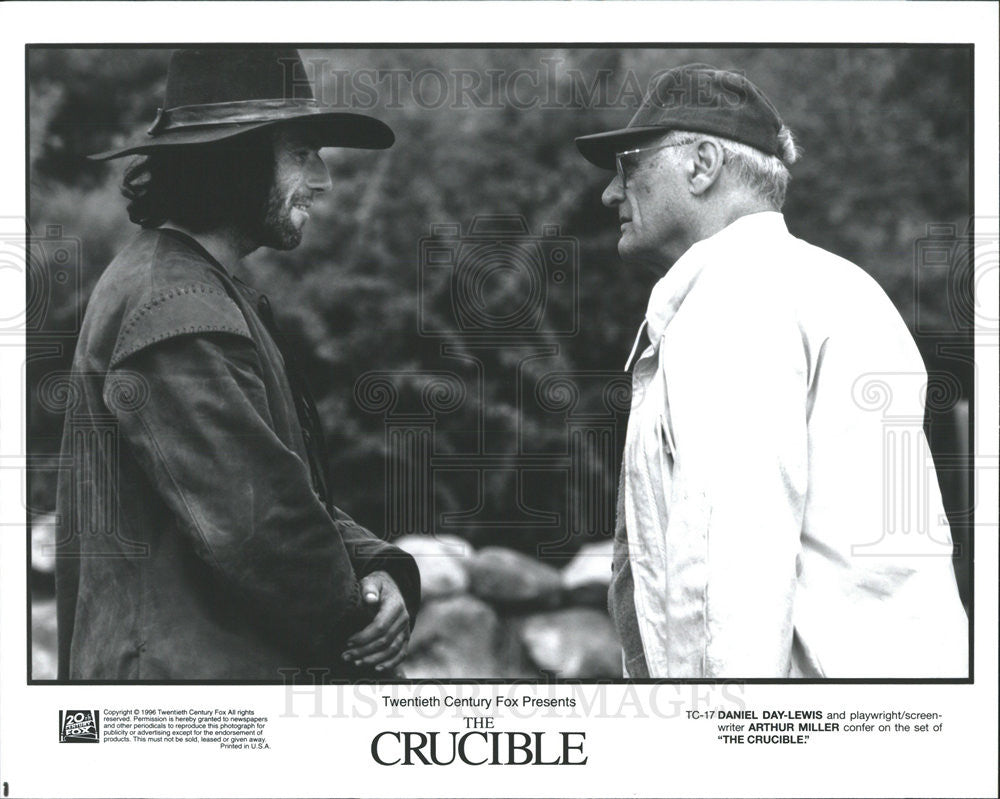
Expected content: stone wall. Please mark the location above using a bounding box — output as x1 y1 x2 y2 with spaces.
29 517 621 680
396 535 620 679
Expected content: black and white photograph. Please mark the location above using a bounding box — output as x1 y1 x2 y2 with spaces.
2 3 998 798
25 43 974 682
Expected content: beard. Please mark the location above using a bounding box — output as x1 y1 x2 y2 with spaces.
250 184 307 251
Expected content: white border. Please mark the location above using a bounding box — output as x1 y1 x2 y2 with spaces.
2 3 997 798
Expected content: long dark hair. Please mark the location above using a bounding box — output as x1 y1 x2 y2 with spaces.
120 131 274 231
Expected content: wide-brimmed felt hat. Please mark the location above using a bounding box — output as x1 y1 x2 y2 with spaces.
89 48 394 160
576 63 784 169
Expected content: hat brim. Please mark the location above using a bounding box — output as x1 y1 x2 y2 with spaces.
88 111 394 161
574 125 673 170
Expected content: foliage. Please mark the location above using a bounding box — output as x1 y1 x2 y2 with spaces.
27 47 972 565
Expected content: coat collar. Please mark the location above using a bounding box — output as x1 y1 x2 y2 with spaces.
644 211 788 345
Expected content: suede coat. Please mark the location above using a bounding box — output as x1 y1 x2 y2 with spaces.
56 228 419 680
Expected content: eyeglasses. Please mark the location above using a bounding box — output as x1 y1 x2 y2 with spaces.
614 142 689 189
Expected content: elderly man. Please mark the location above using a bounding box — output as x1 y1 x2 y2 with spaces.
56 49 419 680
576 64 967 678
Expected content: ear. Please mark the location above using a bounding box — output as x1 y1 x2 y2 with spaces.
688 138 725 196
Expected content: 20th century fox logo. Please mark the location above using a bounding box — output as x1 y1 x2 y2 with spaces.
59 710 100 743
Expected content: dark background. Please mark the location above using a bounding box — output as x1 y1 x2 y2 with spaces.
27 46 974 629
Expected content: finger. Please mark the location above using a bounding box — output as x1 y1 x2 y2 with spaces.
343 609 405 658
346 615 407 660
374 637 410 673
359 574 381 604
352 616 406 659
345 625 404 668
346 602 396 649
358 630 405 668
358 628 407 669
346 593 404 648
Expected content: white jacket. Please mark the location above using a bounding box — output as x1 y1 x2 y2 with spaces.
620 212 968 678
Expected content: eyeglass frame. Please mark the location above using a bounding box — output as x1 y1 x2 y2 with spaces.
613 141 693 189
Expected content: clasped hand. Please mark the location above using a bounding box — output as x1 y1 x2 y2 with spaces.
341 570 410 672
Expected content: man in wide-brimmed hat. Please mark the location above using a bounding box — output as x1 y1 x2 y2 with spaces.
56 48 420 680
577 64 967 678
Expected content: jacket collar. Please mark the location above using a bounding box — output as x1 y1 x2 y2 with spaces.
644 211 787 345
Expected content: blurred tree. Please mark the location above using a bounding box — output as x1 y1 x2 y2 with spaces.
27 47 972 591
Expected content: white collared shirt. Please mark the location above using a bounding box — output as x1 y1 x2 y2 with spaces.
621 211 968 677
